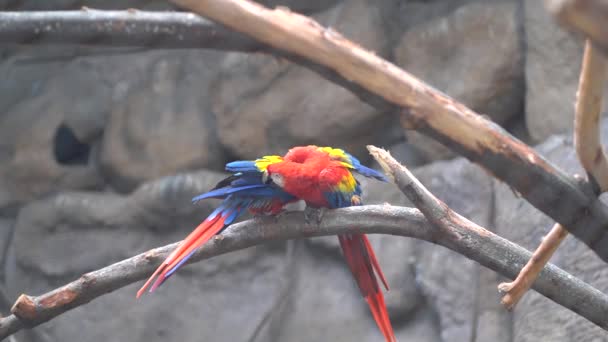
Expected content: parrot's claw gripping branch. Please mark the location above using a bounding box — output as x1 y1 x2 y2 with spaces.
303 206 326 226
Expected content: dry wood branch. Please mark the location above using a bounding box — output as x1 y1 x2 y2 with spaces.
0 10 262 51
498 40 608 309
575 40 608 191
1 205 608 340
170 0 608 261
498 222 569 309
545 0 608 54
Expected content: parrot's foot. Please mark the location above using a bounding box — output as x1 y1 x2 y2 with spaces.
304 206 326 225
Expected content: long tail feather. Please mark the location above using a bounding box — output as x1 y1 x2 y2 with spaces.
362 235 389 291
339 234 396 342
136 212 228 298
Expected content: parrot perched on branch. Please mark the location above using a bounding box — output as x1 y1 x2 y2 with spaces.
137 145 396 342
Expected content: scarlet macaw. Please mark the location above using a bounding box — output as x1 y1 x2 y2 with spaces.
265 146 396 342
137 146 395 342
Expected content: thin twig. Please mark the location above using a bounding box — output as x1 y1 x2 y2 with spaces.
498 40 608 309
0 10 263 51
1 203 608 339
169 0 608 261
497 222 569 309
545 0 608 55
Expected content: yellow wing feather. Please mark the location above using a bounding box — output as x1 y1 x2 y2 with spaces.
254 155 284 171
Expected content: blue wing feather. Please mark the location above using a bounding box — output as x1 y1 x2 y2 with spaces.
225 161 260 173
345 152 388 182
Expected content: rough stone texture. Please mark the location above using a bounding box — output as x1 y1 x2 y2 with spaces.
0 60 107 214
524 0 608 142
0 219 14 283
211 0 395 160
100 51 226 193
412 157 499 342
394 0 524 160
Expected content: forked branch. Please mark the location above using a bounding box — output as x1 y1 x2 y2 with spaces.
498 39 608 309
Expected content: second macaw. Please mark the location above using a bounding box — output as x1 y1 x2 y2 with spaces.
137 145 395 342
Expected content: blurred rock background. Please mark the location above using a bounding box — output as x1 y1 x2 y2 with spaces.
1 0 607 341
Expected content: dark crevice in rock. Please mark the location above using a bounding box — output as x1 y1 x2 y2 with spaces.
53 123 91 166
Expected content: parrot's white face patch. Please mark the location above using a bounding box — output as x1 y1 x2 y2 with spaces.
270 173 285 188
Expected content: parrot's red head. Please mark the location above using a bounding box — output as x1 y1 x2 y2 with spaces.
264 150 342 208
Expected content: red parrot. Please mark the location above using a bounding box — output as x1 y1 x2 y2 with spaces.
137 146 395 342
265 146 396 342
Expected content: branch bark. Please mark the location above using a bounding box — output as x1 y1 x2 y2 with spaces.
0 10 263 51
1 204 608 340
167 0 608 262
545 0 608 55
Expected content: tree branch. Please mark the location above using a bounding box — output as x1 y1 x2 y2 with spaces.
1 204 608 340
498 39 608 309
0 9 263 51
545 0 608 55
167 0 608 262
575 40 608 192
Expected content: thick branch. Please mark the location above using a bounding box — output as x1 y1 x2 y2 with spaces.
545 0 608 54
0 10 263 51
168 0 608 262
1 205 608 340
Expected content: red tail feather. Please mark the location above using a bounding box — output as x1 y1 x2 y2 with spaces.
339 234 396 342
136 214 228 298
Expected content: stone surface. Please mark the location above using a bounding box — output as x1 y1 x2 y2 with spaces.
524 0 608 142
394 0 524 160
0 218 14 283
211 0 394 160
0 61 107 214
100 51 226 193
